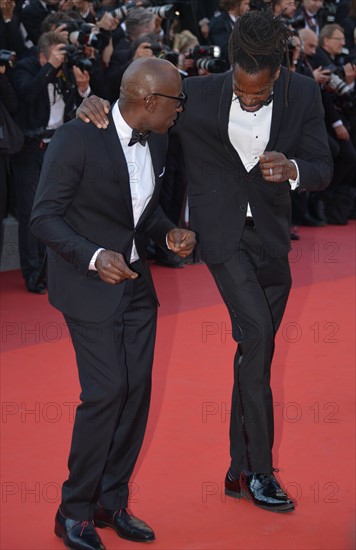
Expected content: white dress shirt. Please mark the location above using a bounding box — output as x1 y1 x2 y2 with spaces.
89 101 155 269
228 92 299 217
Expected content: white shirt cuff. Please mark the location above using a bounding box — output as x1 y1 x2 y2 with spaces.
332 120 343 128
89 248 105 270
78 85 91 99
289 159 300 190
166 234 171 250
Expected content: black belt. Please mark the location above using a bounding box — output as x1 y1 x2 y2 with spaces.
245 217 255 227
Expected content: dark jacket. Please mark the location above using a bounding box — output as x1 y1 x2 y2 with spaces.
30 111 175 321
173 68 333 263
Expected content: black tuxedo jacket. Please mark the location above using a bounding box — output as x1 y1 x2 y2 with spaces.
174 68 333 263
30 111 175 322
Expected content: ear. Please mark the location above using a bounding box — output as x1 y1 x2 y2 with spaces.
144 95 155 113
273 66 282 81
38 52 47 66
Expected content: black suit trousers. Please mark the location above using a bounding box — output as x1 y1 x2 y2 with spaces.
61 264 157 521
208 226 291 475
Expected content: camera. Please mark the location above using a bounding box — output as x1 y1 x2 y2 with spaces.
323 64 354 96
186 45 227 74
144 42 179 66
61 20 110 52
146 4 176 19
285 15 305 30
64 44 93 72
0 50 17 69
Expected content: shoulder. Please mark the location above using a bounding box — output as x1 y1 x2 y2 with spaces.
183 72 228 94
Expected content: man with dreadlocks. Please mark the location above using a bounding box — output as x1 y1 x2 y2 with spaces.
77 9 332 514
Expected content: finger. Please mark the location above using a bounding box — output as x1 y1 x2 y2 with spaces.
77 100 108 128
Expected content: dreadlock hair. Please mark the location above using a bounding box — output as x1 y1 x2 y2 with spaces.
229 9 293 76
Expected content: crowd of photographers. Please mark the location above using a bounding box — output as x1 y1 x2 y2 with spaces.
0 0 355 292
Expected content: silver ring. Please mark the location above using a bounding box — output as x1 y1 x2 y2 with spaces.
269 168 273 176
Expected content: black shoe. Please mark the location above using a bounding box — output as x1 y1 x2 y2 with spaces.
240 472 295 513
54 508 105 550
25 272 46 294
293 213 326 227
224 471 242 499
94 505 155 542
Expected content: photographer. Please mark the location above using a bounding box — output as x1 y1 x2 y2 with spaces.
308 23 356 223
0 63 19 258
294 0 325 36
208 0 250 66
21 0 61 45
0 0 26 57
104 7 161 101
11 30 92 292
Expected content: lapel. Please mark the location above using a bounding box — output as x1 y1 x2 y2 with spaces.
136 132 165 227
265 68 287 151
218 71 242 163
100 108 134 223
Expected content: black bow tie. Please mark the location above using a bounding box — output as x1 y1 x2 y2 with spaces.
128 128 150 147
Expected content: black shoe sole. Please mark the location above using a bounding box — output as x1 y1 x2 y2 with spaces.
241 489 295 513
225 488 242 499
94 520 155 543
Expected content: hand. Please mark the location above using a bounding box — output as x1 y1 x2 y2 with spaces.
0 66 6 74
95 250 138 284
54 23 69 43
343 63 356 85
72 66 90 93
47 43 67 69
133 42 154 60
334 124 349 141
96 11 119 31
259 151 297 182
313 66 331 85
76 95 110 128
167 228 196 258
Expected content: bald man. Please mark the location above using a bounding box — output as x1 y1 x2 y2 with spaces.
30 57 195 550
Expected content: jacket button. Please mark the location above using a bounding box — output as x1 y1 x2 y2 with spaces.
240 205 246 211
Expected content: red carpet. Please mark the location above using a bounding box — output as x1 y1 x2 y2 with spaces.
1 223 355 550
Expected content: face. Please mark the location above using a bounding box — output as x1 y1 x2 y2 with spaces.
303 0 323 15
280 0 296 18
301 34 318 56
237 0 250 16
145 77 185 133
324 30 345 55
232 64 280 112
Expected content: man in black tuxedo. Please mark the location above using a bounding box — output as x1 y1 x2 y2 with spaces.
77 10 333 514
30 57 196 550
175 10 332 512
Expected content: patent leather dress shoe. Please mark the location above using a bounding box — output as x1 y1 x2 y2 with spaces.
54 508 106 550
240 472 295 512
94 505 155 542
224 471 242 498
